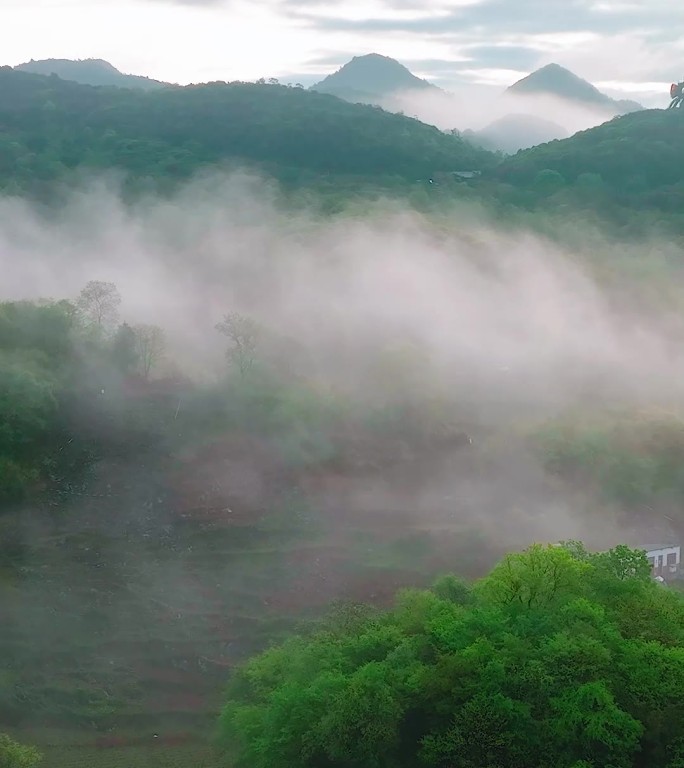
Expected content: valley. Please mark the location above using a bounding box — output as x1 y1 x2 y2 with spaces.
2 41 684 768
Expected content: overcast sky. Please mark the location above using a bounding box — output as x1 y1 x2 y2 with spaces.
2 0 683 102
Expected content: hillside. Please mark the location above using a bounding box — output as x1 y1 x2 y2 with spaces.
507 63 642 114
0 67 494 193
466 113 569 153
14 58 166 90
491 107 684 213
311 53 439 104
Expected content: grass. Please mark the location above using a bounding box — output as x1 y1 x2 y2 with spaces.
41 744 222 768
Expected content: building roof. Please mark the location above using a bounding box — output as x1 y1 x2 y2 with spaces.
640 543 680 554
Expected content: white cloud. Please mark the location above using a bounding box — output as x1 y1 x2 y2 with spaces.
1 0 314 83
1 0 683 92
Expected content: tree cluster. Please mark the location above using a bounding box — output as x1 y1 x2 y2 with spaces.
0 282 166 505
221 543 684 768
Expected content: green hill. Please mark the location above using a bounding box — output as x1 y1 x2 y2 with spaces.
490 107 684 213
14 58 166 91
0 67 493 193
311 53 439 104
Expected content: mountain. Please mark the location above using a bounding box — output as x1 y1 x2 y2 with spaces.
465 113 569 154
0 67 495 195
311 53 439 104
492 107 684 211
14 58 166 91
506 63 642 115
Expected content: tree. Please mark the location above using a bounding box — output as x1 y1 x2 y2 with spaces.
0 355 58 503
110 322 139 374
76 281 121 331
221 543 684 768
0 734 42 768
132 324 166 379
477 543 590 610
216 312 261 377
533 168 566 195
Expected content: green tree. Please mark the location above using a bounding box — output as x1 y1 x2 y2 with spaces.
533 168 566 195
110 322 139 374
222 543 684 768
0 734 42 768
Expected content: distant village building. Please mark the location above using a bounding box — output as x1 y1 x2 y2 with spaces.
451 170 481 180
643 545 681 579
429 170 482 185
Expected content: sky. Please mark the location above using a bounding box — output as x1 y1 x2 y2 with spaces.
2 0 683 104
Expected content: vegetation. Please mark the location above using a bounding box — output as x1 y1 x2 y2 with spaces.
0 282 171 504
221 543 684 768
3 57 684 768
0 734 42 768
490 108 684 223
0 67 493 198
535 411 684 512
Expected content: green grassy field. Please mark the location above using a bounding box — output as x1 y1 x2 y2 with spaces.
1 444 505 768
35 744 221 768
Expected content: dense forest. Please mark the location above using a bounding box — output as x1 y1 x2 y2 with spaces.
2 63 684 768
491 108 684 219
3 66 684 234
0 67 493 196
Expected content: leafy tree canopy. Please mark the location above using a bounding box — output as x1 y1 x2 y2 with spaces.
0 734 42 768
221 543 684 768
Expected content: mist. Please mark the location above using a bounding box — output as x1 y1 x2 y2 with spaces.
3 171 683 740
381 85 637 139
2 170 683 543
0 172 680 409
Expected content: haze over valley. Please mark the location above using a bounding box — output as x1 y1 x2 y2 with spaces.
3 4 684 767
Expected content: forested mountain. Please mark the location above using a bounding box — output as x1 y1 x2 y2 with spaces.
507 63 643 114
0 67 493 193
14 58 166 90
491 107 684 212
311 53 439 104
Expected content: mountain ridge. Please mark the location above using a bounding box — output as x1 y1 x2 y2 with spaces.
14 58 167 90
311 53 439 104
0 66 495 193
506 63 643 114
493 107 684 197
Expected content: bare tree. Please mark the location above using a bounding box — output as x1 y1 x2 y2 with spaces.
216 312 261 377
77 281 121 330
133 324 166 380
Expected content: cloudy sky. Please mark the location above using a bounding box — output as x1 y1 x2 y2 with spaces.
2 0 682 102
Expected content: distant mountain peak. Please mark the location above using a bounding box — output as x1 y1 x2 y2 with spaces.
466 112 569 154
311 53 437 104
508 63 604 103
14 58 166 90
506 63 642 114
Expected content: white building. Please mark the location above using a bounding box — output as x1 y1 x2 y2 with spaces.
644 545 681 578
